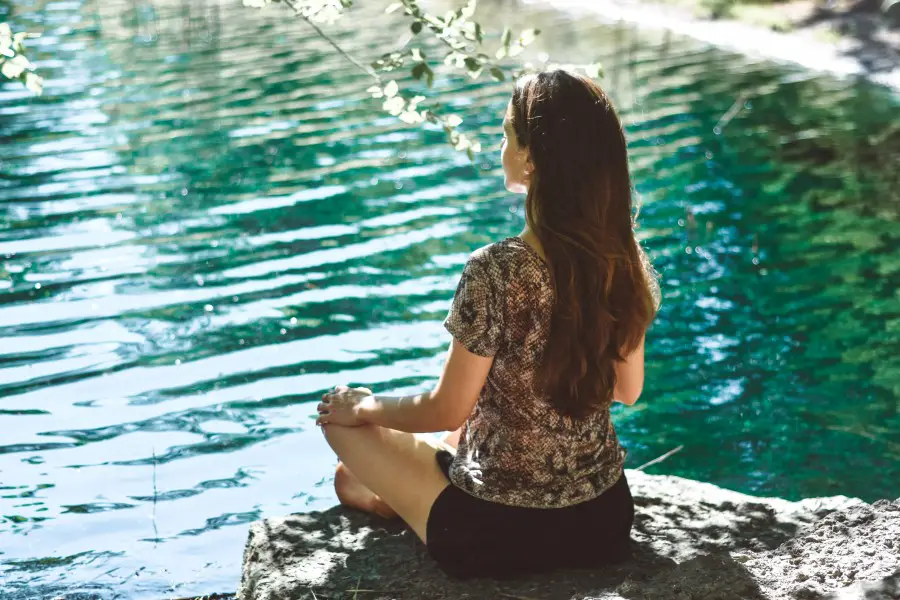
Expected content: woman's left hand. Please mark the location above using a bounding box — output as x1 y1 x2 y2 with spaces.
316 385 373 427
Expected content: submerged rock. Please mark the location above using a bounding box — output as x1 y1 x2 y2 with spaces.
237 471 899 600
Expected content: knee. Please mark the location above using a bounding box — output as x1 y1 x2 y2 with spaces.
321 423 377 449
334 461 352 485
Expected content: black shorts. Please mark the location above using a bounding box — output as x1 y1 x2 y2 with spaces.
426 450 634 579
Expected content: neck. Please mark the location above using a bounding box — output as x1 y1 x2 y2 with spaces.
518 226 547 262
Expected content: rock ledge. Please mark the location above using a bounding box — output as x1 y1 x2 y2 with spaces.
238 471 899 600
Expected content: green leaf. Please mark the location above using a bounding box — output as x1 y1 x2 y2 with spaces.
1 54 29 79
464 56 482 79
385 2 404 13
399 110 424 124
413 62 435 87
408 95 426 111
24 71 42 95
383 96 405 116
489 67 505 82
460 0 477 19
12 35 25 54
520 28 539 46
411 21 422 34
584 62 603 79
496 27 512 60
0 24 12 56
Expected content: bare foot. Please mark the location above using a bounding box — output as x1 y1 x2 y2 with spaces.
334 462 398 519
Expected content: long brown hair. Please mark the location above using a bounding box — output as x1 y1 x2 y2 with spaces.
510 70 659 418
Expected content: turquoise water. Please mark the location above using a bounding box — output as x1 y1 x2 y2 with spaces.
1 0 898 597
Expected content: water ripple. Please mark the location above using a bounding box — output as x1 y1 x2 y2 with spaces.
0 0 898 598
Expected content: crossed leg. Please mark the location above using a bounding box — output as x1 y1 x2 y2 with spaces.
333 427 461 519
322 425 460 543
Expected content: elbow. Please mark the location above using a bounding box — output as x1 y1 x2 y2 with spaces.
439 409 469 432
616 384 643 406
430 393 471 432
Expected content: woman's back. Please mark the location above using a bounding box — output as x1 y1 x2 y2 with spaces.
317 69 655 579
445 237 626 508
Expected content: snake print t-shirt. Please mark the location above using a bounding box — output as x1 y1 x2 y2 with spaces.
443 236 627 509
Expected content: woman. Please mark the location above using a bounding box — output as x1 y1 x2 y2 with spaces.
316 70 659 579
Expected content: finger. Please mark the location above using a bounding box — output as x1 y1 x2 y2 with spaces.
316 403 326 413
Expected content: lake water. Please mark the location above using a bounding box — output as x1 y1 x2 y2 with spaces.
1 0 898 598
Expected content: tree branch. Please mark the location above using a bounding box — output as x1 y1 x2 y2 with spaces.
636 445 684 471
402 3 482 65
283 0 381 82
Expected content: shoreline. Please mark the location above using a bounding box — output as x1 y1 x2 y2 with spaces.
525 0 900 91
237 470 900 600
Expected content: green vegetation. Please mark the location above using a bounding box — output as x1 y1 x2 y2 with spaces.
244 0 601 157
0 22 42 94
3 0 601 158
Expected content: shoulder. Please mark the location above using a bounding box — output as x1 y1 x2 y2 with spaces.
457 240 524 294
466 238 531 272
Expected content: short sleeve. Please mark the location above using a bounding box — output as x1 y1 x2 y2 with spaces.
443 249 503 357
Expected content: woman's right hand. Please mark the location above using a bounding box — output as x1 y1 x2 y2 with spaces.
316 385 373 427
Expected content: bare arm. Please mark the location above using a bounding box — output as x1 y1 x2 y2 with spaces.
356 339 491 432
613 335 645 406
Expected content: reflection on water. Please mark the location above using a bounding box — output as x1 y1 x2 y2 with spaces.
0 0 898 597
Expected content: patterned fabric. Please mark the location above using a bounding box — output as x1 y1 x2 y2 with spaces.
443 237 627 509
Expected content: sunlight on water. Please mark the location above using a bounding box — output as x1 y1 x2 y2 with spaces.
0 0 898 597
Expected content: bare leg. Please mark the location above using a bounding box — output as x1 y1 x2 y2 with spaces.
331 427 461 519
322 423 451 543
334 461 398 519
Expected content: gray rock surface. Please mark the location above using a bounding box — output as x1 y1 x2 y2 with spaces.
237 470 899 600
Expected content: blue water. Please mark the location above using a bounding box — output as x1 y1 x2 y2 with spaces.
1 0 898 597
